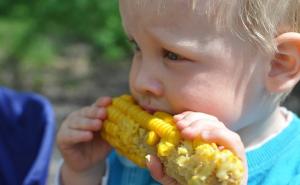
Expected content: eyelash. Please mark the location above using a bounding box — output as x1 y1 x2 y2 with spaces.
130 40 140 52
163 51 184 61
129 39 185 61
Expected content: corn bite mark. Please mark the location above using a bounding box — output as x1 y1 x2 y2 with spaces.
101 95 244 185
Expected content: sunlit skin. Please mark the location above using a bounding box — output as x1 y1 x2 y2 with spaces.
119 0 290 184
123 1 268 128
121 0 286 145
56 0 300 185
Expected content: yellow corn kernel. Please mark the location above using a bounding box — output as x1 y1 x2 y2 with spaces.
157 139 175 157
146 131 160 146
193 138 205 148
101 95 244 185
154 112 175 124
176 155 188 167
177 146 189 156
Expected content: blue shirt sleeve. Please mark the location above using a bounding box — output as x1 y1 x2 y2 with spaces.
247 112 300 185
0 87 55 185
107 150 160 185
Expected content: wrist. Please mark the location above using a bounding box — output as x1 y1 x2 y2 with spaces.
61 161 106 185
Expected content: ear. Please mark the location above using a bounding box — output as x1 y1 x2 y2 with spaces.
266 32 300 93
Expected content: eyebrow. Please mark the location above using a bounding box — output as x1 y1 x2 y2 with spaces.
122 12 201 52
148 28 210 58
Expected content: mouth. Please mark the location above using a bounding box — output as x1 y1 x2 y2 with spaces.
139 103 157 114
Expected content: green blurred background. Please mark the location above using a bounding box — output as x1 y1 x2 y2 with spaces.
0 0 133 125
0 1 132 183
0 1 299 184
0 0 131 90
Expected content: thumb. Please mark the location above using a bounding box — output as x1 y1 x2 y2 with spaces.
145 155 178 185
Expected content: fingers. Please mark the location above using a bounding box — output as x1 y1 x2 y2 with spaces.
183 123 245 159
174 111 218 121
68 117 102 131
174 112 245 159
201 129 245 158
146 155 179 185
77 96 111 120
146 155 164 180
179 118 224 140
174 111 248 184
66 106 106 132
57 96 111 148
78 106 107 119
175 111 218 130
65 96 111 132
93 96 112 107
57 129 93 147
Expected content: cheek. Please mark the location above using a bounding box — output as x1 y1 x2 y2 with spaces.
128 59 139 93
168 82 243 128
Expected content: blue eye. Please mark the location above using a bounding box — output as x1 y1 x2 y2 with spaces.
164 51 184 61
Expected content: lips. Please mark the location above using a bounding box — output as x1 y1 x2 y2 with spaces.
139 103 157 114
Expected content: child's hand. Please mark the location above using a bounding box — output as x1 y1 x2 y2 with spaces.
146 155 180 185
56 97 112 175
146 111 248 185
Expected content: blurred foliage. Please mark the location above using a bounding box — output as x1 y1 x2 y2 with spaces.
0 0 130 90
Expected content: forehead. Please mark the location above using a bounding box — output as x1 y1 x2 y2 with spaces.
119 0 224 13
119 0 226 34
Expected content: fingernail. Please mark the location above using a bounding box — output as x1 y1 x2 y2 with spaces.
97 108 106 117
177 120 188 129
218 145 225 150
97 109 103 115
145 154 151 163
202 130 210 139
174 114 184 121
94 120 102 129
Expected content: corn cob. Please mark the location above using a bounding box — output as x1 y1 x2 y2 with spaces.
101 95 244 185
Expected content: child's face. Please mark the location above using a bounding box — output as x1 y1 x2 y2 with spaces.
120 0 272 131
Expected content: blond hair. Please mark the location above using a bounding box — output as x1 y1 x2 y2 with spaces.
132 0 299 100
199 0 300 102
134 0 300 54
204 0 300 54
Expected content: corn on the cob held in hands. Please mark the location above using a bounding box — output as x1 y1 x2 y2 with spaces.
100 95 244 185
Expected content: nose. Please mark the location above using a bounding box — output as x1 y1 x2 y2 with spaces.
131 61 163 97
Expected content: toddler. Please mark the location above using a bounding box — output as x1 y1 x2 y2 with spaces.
56 0 300 184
